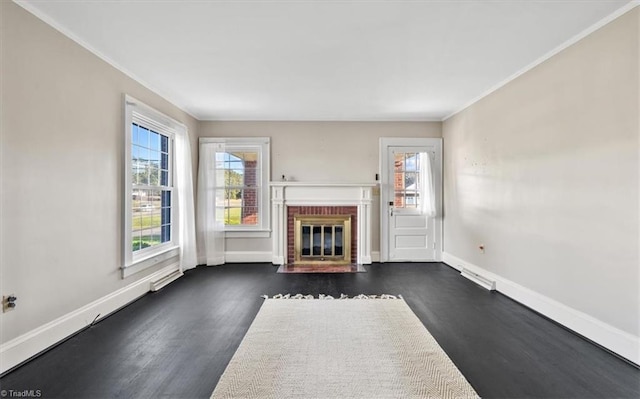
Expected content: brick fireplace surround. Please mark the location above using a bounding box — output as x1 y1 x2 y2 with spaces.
271 182 375 265
287 206 358 264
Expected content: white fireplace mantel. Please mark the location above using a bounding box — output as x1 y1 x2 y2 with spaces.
270 182 376 265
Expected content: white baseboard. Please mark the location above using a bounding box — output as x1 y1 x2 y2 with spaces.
371 251 380 262
224 251 272 263
442 252 639 366
0 262 180 374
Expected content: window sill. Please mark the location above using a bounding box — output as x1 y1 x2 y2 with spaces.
122 246 180 278
225 230 271 239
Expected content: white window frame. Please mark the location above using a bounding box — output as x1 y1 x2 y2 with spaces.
200 137 271 238
123 95 182 276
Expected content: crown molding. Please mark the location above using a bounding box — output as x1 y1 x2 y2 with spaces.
13 0 198 121
442 0 640 122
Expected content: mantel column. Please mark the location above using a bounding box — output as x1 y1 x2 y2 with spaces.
358 187 373 264
271 186 285 265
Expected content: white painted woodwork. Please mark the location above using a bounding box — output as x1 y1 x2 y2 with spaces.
380 138 442 262
270 182 375 265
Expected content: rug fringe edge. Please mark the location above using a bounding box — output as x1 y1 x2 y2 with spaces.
261 294 403 300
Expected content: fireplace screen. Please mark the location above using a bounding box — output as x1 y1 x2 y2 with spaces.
294 215 351 264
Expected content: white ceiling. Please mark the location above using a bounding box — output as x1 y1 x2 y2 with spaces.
17 0 634 121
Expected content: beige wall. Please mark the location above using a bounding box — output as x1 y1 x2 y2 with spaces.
0 2 199 343
198 121 442 253
443 8 639 336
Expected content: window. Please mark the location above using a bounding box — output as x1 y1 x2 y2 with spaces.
200 137 270 237
131 123 173 250
217 151 260 226
124 96 183 274
394 152 420 209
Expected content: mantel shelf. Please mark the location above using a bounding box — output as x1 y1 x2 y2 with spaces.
270 181 378 187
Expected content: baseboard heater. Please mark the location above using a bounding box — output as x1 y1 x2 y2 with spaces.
461 268 496 291
150 269 184 292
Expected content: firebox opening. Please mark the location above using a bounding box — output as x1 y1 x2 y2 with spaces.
294 215 351 264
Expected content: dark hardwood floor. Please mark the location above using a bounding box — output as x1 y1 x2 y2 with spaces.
1 263 638 398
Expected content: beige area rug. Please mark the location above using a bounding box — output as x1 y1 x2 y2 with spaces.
211 296 479 399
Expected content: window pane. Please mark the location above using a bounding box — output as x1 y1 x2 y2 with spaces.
405 172 416 189
140 229 159 248
242 188 258 205
161 135 169 152
394 153 404 172
161 190 171 207
149 131 160 151
226 168 242 187
226 207 241 225
394 191 404 208
132 229 142 252
132 214 143 232
405 153 417 171
161 225 171 243
241 207 258 225
161 153 168 170
160 171 168 186
161 207 171 225
132 123 139 146
138 149 150 185
138 126 149 148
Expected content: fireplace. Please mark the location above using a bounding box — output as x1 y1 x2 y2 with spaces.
295 215 351 264
271 182 374 265
293 213 352 264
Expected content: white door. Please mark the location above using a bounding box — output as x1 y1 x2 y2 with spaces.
380 138 442 262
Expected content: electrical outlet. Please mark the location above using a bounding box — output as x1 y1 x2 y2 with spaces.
3 295 17 313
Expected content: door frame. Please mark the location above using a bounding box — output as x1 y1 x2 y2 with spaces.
379 137 443 263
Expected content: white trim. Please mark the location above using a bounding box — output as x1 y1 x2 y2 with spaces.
270 182 377 187
225 230 271 239
124 95 183 273
442 252 640 366
379 138 443 263
13 1 198 120
200 255 225 266
371 251 380 262
199 137 271 235
0 263 180 374
270 184 374 265
443 1 640 121
224 251 273 263
121 246 179 278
